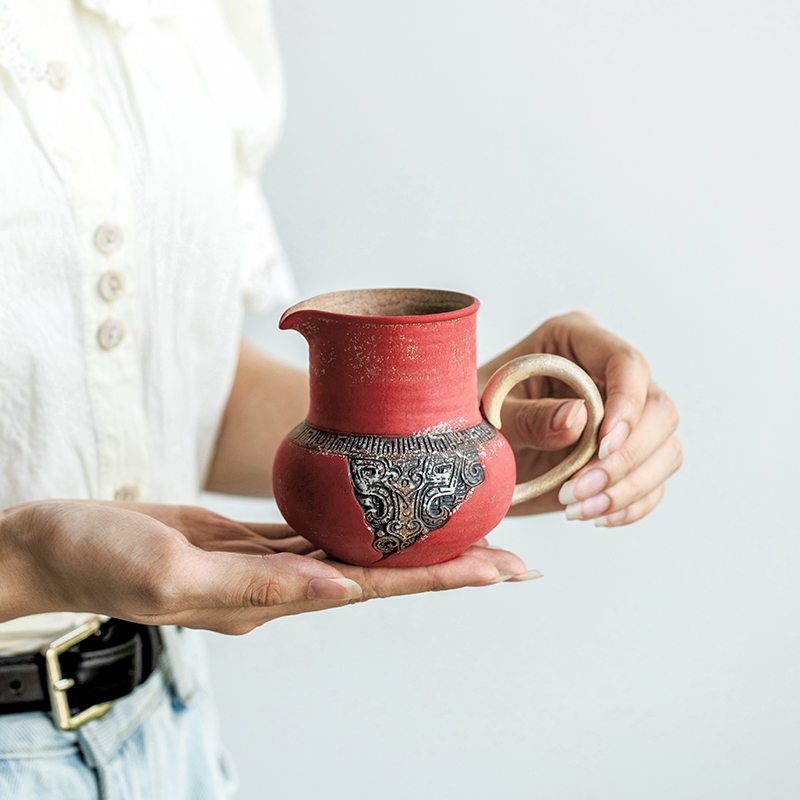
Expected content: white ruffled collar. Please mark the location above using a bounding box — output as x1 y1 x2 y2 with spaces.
0 0 183 88
0 1 46 87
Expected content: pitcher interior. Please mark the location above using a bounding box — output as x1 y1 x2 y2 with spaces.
286 288 476 319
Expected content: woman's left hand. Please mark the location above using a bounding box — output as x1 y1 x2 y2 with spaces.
478 311 682 526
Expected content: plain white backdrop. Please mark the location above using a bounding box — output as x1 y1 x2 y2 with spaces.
201 2 800 798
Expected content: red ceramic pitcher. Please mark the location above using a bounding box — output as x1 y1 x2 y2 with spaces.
272 288 604 567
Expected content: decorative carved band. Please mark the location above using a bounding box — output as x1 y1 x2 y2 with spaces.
290 420 496 557
288 419 497 457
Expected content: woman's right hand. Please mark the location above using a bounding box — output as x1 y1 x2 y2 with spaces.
0 501 533 635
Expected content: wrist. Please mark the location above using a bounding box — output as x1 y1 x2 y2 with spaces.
0 503 63 622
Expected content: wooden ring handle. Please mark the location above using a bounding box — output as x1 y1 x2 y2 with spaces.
480 354 605 506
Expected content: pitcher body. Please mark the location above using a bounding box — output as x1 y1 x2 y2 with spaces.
272 288 517 567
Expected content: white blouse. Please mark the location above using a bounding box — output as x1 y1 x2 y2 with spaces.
0 0 294 654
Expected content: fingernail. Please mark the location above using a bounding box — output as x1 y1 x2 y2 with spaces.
483 543 504 550
551 399 585 432
595 509 628 527
487 570 516 584
565 493 612 521
558 469 609 505
510 569 544 581
307 577 362 601
598 421 630 460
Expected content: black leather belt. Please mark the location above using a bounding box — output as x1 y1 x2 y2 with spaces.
0 618 162 730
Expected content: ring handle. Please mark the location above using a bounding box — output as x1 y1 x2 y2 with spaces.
480 354 605 506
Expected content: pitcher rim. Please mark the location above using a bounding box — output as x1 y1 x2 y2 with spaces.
279 287 479 328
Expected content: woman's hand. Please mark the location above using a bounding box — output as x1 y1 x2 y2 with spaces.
478 311 682 526
0 502 535 635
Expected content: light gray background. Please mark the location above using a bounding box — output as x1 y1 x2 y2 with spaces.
201 2 800 798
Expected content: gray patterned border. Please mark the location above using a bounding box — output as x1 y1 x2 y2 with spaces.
288 419 497 457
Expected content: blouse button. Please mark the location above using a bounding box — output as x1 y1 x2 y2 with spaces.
98 270 126 302
97 318 125 350
94 224 123 255
114 485 140 502
46 61 67 91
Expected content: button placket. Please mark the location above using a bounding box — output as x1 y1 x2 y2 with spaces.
94 222 127 348
41 55 150 504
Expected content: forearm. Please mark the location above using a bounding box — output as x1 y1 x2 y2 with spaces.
205 341 310 496
0 534 32 623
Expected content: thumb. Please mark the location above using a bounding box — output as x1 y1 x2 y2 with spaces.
185 550 363 608
500 397 587 452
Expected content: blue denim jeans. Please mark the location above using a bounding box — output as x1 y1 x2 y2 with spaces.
0 628 236 799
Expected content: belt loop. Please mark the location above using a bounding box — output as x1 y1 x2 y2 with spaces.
75 668 168 770
158 627 201 708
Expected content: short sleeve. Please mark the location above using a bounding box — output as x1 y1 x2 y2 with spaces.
216 0 297 313
217 0 286 176
180 0 295 313
237 175 296 315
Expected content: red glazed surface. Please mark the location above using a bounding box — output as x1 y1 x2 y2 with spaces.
279 289 481 436
272 288 516 567
273 430 516 567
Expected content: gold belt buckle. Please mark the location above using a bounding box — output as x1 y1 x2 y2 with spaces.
42 617 114 731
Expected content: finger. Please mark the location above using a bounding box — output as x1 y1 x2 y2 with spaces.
178 551 363 611
462 544 544 582
602 435 681 515
207 535 318 556
137 544 540 635
207 540 280 555
239 522 298 540
559 384 680 504
330 551 527 600
460 543 528 576
238 522 319 553
258 535 319 555
178 543 534 633
597 350 651 456
563 435 682 521
500 397 588 452
594 484 666 527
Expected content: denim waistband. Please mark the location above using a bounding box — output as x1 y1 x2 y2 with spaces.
0 625 202 767
0 628 236 800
